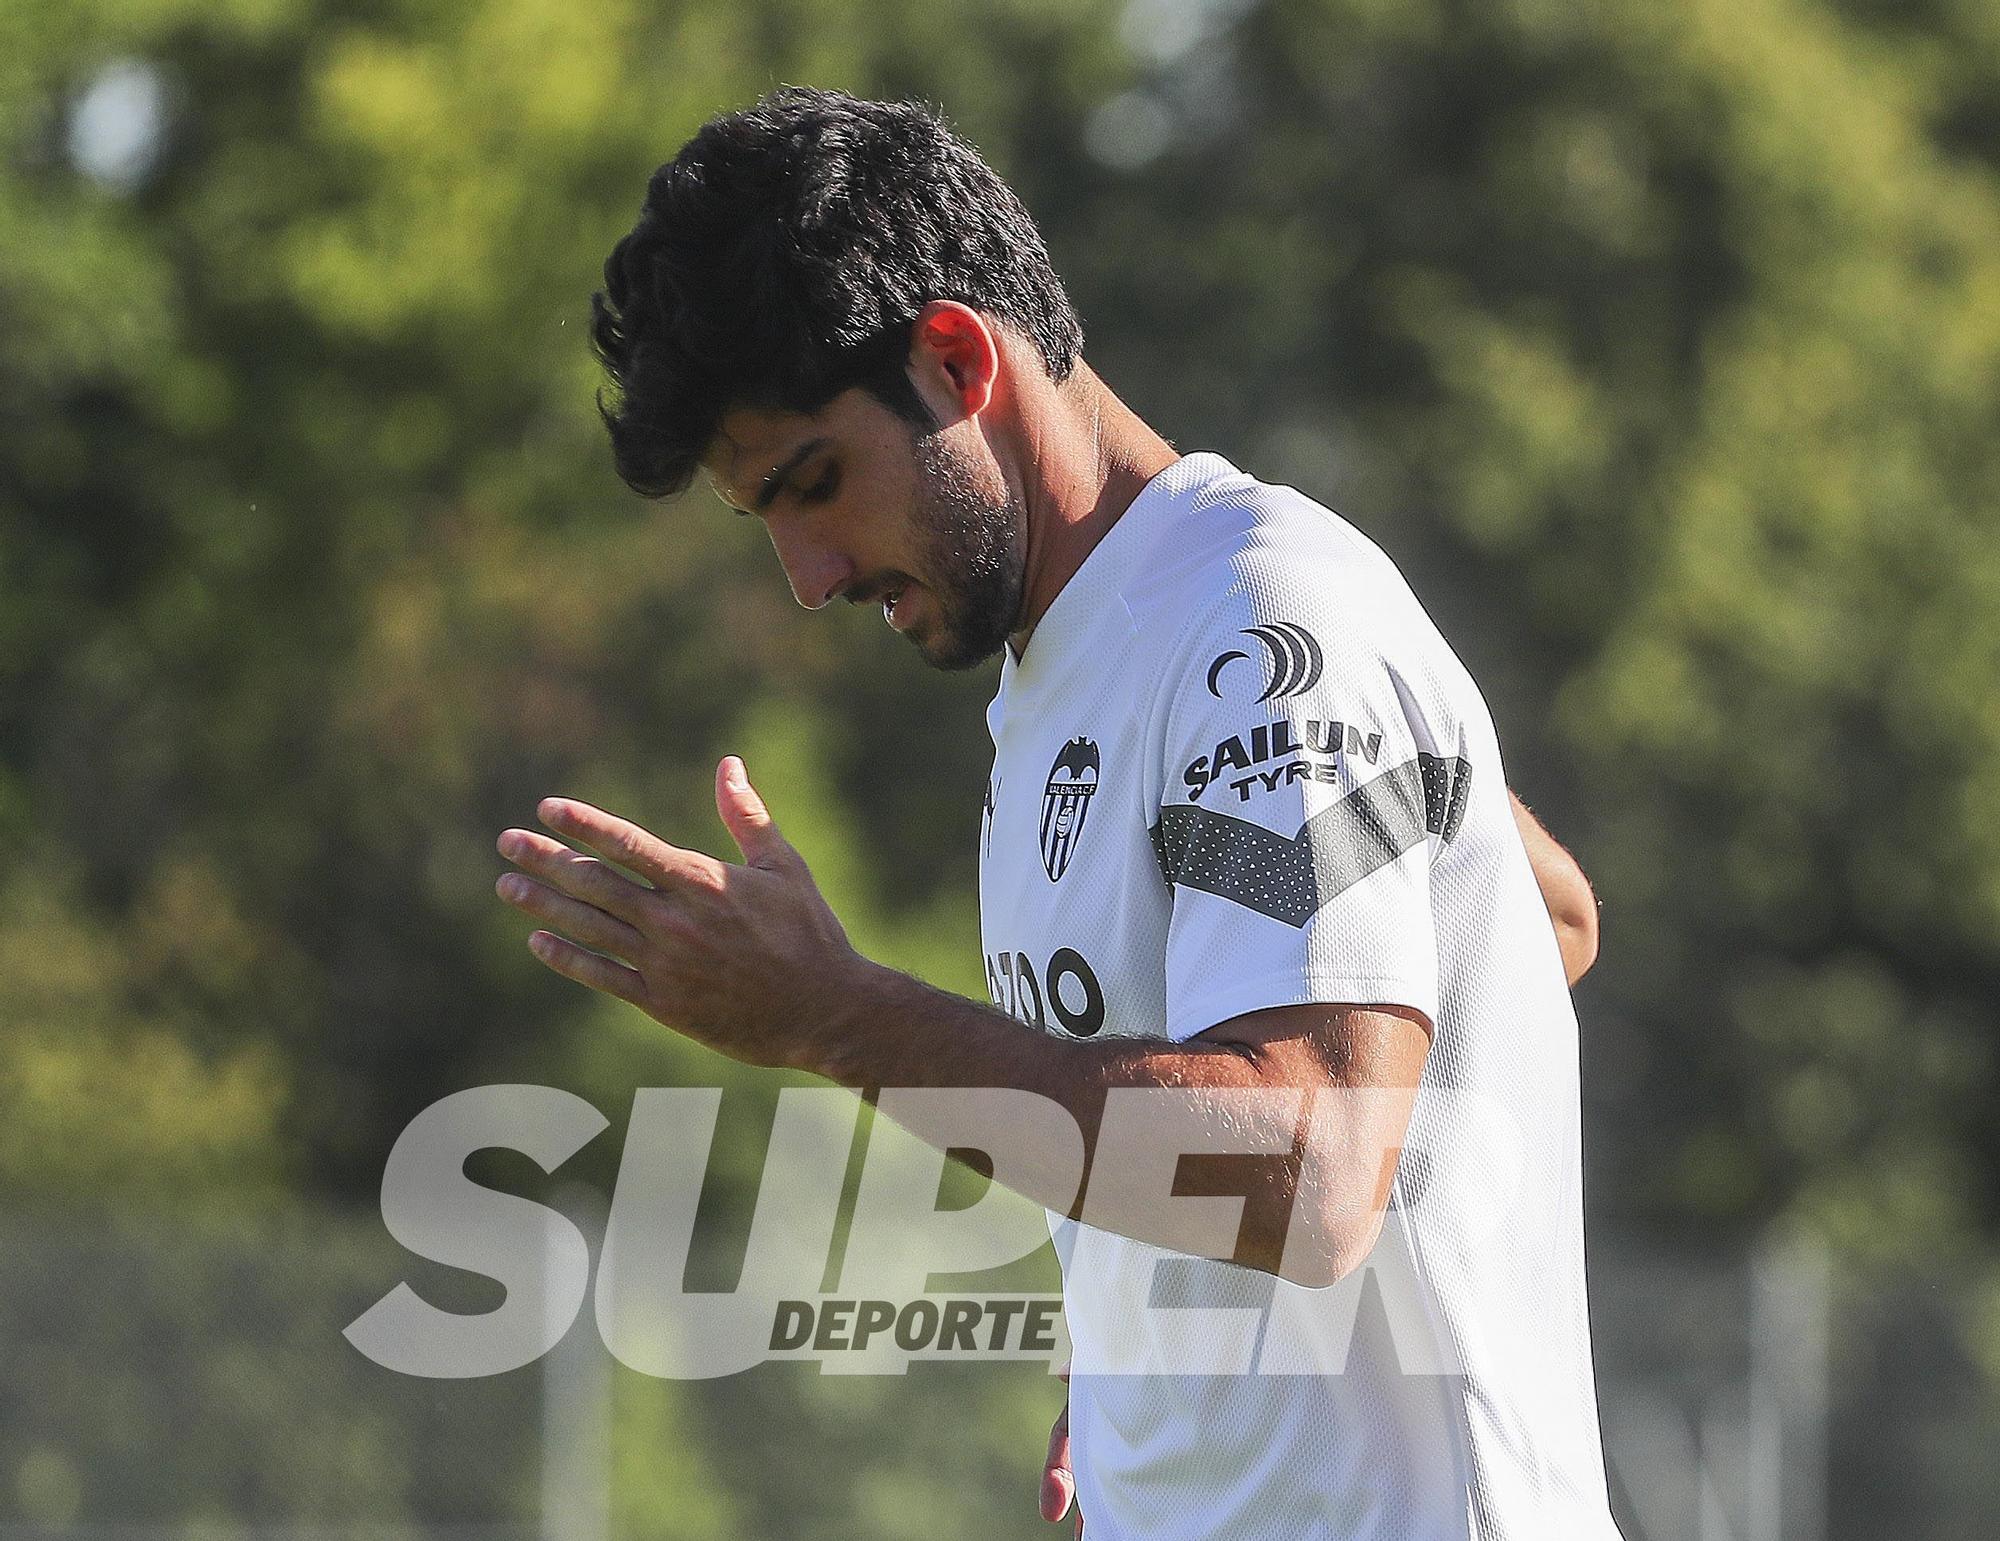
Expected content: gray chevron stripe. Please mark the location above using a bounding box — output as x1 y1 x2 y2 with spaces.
1150 753 1473 926
1421 749 1472 845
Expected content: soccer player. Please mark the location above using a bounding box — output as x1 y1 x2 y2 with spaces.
498 87 1620 1538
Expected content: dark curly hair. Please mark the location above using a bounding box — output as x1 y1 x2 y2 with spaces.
591 87 1085 498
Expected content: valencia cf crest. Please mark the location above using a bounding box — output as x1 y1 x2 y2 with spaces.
1040 737 1100 881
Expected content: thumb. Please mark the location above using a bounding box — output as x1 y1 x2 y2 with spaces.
716 756 796 869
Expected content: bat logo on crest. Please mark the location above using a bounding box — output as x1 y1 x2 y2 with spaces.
1039 737 1100 882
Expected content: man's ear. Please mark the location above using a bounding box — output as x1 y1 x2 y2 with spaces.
907 300 999 422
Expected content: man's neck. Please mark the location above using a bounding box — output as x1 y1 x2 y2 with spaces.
1006 364 1180 662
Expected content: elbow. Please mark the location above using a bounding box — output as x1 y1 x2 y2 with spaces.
1273 1253 1349 1292
1254 1203 1388 1291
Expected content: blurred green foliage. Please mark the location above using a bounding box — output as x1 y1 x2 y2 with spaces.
3 0 1998 1533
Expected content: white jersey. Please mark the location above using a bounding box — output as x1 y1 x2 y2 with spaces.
978 453 1622 1539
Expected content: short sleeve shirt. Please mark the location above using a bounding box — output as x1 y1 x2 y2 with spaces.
978 453 1623 1540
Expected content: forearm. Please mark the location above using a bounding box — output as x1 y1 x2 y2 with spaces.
815 959 1322 1274
492 785 1401 1284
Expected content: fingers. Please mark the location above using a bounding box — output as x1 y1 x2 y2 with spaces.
1040 1399 1074 1524
497 828 657 924
495 872 644 960
522 929 646 1006
537 797 722 891
495 798 727 1015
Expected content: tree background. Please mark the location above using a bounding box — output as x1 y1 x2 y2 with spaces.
3 0 1997 1534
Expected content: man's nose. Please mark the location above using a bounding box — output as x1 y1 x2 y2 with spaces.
765 523 855 611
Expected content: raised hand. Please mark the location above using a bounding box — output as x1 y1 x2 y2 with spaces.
495 756 861 1071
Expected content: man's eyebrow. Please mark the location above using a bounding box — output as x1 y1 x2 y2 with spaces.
753 437 831 512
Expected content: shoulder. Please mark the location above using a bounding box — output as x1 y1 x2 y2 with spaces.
1122 470 1463 726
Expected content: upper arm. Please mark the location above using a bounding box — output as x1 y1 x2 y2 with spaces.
1140 559 1469 1284
1147 577 1470 1044
1193 1000 1433 1282
1199 999 1433 1083
1508 791 1599 984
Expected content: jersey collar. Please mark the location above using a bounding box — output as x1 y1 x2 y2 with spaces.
1001 451 1239 695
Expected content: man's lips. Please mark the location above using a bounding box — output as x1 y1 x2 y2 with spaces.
841 577 921 633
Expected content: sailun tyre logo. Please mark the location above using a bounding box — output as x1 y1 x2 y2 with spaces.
1040 737 1100 882
1205 621 1325 702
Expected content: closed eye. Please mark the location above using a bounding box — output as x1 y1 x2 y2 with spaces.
727 463 836 518
798 463 840 504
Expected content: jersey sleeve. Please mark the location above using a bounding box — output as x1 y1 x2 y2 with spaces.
1144 580 1472 1043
